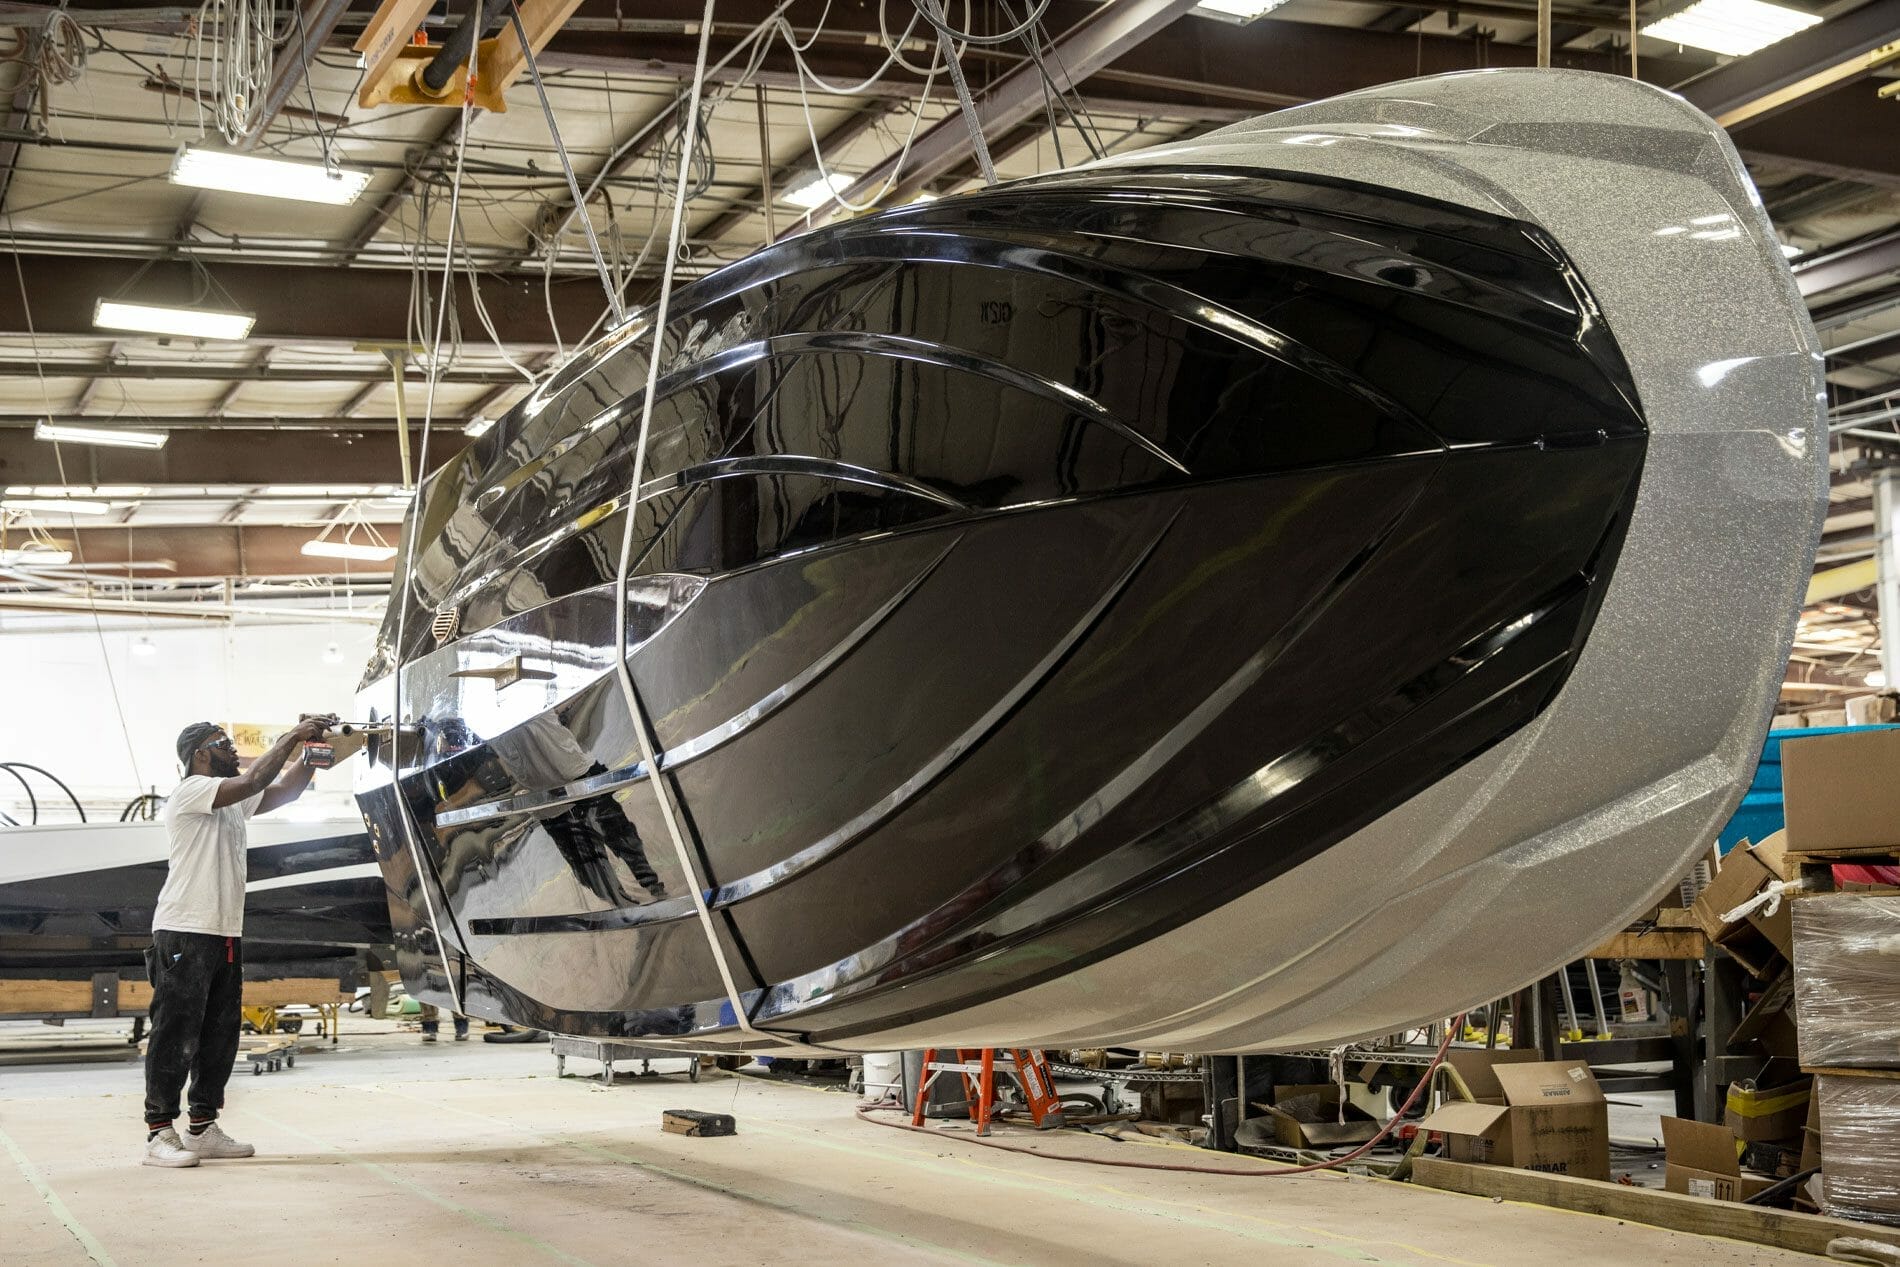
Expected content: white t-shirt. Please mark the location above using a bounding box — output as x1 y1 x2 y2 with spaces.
155 775 263 938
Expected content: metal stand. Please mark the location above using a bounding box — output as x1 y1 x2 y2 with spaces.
550 1036 701 1085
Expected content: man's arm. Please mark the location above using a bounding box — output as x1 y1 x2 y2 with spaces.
210 717 332 810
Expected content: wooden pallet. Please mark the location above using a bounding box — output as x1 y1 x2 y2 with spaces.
1411 1158 1891 1258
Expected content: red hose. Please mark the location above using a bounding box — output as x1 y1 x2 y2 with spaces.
856 1017 1464 1177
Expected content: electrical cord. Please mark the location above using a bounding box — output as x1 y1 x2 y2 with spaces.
0 763 37 824
860 1019 1465 1177
0 763 87 822
910 0 1054 45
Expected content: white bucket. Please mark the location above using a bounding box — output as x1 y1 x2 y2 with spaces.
861 1051 904 1102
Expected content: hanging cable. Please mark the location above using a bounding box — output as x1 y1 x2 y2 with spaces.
4 216 144 794
385 29 487 1020
505 0 624 325
609 0 783 1049
916 0 994 184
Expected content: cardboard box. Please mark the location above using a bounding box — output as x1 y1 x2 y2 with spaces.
1440 1049 1546 1104
1791 894 1900 1067
1420 1060 1609 1182
1662 1116 1778 1202
1817 1074 1900 1225
1254 1085 1380 1149
1724 1077 1811 1143
1691 834 1794 970
1781 728 1900 855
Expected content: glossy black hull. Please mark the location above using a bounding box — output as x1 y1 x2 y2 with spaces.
359 71 1825 1052
0 821 389 981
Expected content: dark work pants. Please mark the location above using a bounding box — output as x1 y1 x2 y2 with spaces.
143 930 243 1127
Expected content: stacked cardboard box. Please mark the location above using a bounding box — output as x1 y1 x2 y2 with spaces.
1781 727 1900 1226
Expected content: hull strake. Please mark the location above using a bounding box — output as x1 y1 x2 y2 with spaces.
357 69 1822 1052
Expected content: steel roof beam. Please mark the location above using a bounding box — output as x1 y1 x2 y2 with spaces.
1676 0 1900 128
0 252 595 346
0 425 468 485
1794 229 1900 300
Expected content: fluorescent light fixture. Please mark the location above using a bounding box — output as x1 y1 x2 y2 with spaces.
1640 0 1821 57
35 420 168 450
95 299 255 341
301 538 398 562
1192 0 1292 21
0 545 72 566
463 415 494 437
781 172 852 210
171 146 371 206
1869 670 1889 688
1 498 110 515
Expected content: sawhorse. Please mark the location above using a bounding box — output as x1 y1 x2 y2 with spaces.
912 1048 1066 1136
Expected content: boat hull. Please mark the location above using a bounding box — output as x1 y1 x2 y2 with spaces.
0 821 389 982
357 69 1825 1051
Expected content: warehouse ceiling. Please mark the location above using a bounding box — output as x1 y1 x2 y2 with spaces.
0 0 1897 683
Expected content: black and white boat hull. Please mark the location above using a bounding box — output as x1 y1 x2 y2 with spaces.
355 69 1826 1052
0 820 389 980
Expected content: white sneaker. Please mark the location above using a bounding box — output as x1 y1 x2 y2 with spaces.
180 1122 255 1159
142 1127 201 1168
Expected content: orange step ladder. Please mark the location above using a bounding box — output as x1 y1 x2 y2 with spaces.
911 1048 1067 1136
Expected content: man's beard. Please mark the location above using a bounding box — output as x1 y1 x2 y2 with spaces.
211 751 240 777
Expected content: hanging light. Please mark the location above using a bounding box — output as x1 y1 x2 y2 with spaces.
94 299 255 341
1640 0 1821 58
302 538 398 562
463 415 494 437
93 254 256 342
132 636 157 658
35 421 169 450
781 172 853 209
1192 0 1293 21
171 147 371 206
323 641 343 664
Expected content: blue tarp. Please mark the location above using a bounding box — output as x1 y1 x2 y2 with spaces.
1718 723 1899 853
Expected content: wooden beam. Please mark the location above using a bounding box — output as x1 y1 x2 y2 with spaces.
1409 1158 1877 1259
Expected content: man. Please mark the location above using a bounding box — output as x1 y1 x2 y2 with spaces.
142 715 337 1169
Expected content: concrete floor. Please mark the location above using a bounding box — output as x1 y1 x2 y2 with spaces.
0 1020 1821 1266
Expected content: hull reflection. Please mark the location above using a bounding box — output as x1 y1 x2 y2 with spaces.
355 70 1826 1052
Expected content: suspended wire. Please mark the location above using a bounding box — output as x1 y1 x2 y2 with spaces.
2 217 145 793
917 0 994 184
505 0 624 325
909 0 1054 45
196 0 279 144
610 0 791 1050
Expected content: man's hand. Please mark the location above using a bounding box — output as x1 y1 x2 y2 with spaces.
213 712 340 811
291 715 336 744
